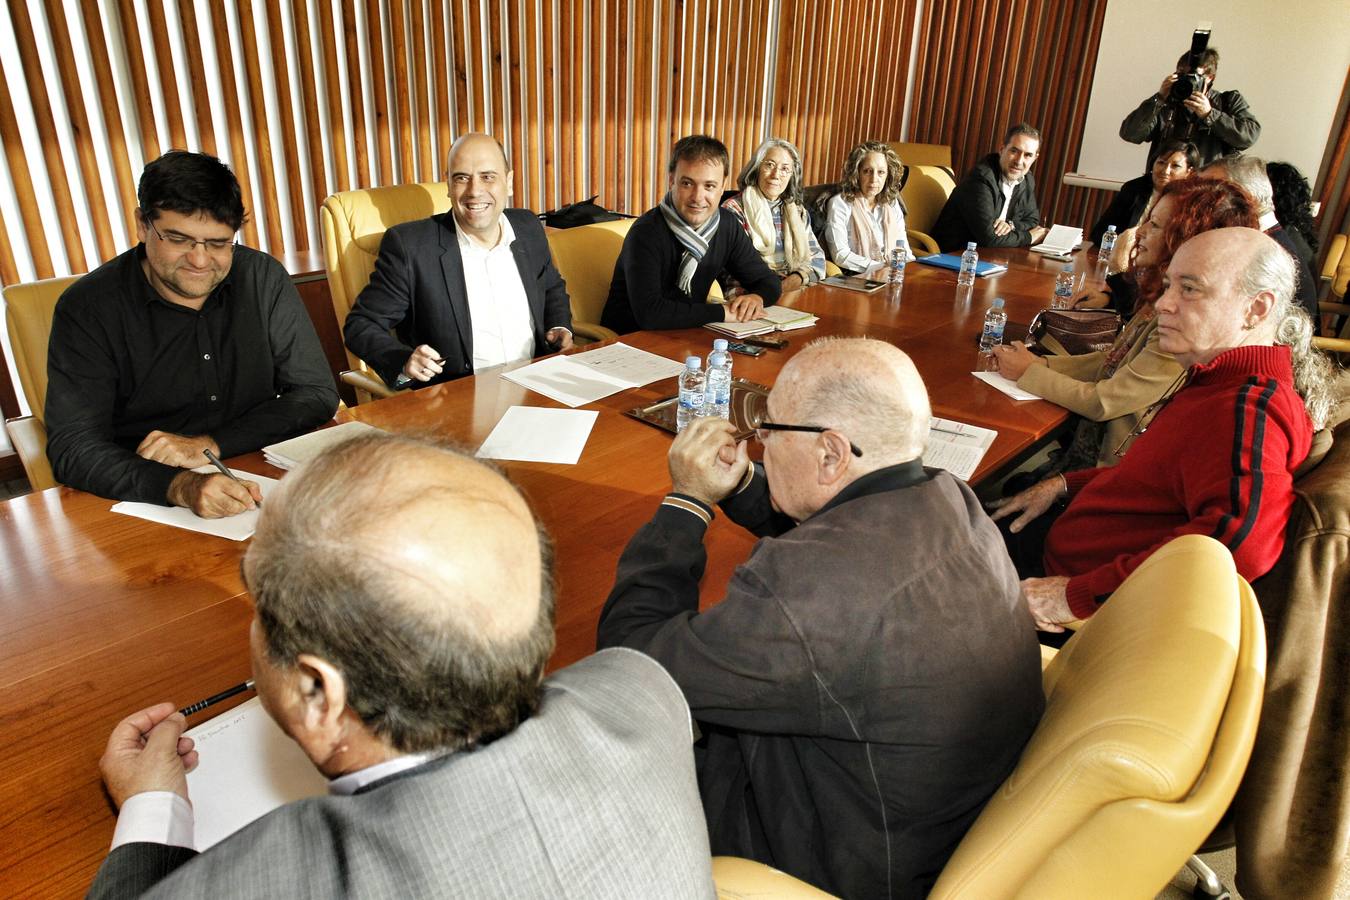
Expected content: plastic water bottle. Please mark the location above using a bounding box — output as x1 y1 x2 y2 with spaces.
978 298 1007 353
888 240 907 284
677 356 705 431
957 242 979 288
1098 225 1118 262
1052 264 1075 309
704 340 733 420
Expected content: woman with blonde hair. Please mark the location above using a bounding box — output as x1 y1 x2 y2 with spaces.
722 138 826 292
825 141 910 274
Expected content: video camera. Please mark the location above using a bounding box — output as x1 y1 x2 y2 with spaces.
1168 28 1212 110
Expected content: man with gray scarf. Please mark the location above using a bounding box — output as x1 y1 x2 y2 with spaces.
601 135 781 334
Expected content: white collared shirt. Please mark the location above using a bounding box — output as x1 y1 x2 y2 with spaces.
110 752 442 851
998 180 1016 221
456 216 536 372
1259 210 1279 232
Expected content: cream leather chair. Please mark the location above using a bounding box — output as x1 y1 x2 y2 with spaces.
706 534 1265 899
886 141 953 169
319 181 451 400
3 275 80 491
544 219 632 344
1315 232 1349 353
899 164 957 256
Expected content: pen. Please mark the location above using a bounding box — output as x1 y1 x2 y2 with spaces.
930 425 965 436
179 679 256 717
202 447 259 504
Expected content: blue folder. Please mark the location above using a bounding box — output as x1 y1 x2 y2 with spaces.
915 254 1008 277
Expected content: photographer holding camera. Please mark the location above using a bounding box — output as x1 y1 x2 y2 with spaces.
1120 43 1260 169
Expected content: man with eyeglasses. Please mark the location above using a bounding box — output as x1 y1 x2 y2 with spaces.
46 150 338 516
597 337 1044 898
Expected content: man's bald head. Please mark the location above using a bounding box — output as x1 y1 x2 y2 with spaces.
774 337 932 471
446 132 510 174
244 433 554 753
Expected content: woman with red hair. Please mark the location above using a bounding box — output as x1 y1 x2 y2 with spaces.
994 178 1258 471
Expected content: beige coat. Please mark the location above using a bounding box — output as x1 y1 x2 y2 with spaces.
1017 314 1183 467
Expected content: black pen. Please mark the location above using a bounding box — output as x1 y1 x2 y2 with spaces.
202 448 260 505
179 680 256 717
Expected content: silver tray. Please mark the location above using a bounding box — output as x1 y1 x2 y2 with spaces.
624 377 771 438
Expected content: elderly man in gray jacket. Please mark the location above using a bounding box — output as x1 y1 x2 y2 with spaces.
598 337 1044 900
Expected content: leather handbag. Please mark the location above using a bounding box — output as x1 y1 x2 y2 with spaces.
1025 308 1122 356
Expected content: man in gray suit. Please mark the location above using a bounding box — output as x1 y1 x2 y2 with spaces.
90 432 713 898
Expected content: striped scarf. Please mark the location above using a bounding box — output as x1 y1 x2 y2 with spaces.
659 192 720 296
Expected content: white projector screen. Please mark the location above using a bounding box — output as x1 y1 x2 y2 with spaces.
1075 0 1350 185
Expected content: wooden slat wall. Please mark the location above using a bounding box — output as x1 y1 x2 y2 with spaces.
908 0 1113 231
2 0 1346 294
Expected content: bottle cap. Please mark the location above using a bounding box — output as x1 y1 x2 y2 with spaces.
1063 263 1074 271
1106 225 1117 233
966 242 977 250
992 297 1005 308
712 339 728 351
685 356 701 369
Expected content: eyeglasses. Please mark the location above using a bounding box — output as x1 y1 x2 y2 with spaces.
759 161 794 175
145 218 237 256
754 421 863 457
1114 370 1190 457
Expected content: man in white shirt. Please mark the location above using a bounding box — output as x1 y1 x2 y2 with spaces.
88 431 714 899
344 133 575 389
931 123 1051 252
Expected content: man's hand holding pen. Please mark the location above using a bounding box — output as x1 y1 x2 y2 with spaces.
100 702 198 809
167 470 261 518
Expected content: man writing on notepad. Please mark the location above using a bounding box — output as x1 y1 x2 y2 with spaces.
931 123 1050 252
343 133 574 390
597 338 1043 898
45 151 338 517
89 432 714 899
600 134 782 334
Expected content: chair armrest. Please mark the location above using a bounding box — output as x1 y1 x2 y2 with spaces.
571 321 619 344
908 230 939 256
5 415 56 491
824 260 842 278
339 369 397 403
1319 301 1350 316
711 857 837 898
1312 336 1350 353
1321 234 1345 281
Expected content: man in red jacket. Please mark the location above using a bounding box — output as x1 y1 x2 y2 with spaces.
994 228 1321 632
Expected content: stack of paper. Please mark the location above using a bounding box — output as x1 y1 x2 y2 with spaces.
263 421 381 470
111 467 281 540
502 342 687 407
1031 224 1084 258
922 417 997 481
705 304 819 337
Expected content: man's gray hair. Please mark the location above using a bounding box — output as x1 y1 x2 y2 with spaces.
793 337 931 465
244 432 556 754
1209 156 1274 215
737 138 805 206
1240 241 1337 429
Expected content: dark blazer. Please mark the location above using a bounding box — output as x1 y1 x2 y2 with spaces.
931 154 1041 252
1266 224 1319 319
1089 174 1153 247
343 209 572 389
87 649 715 900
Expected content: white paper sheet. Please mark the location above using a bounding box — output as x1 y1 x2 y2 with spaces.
476 406 599 464
263 420 381 470
972 371 1043 401
111 468 280 541
922 417 997 481
502 342 685 407
184 697 328 850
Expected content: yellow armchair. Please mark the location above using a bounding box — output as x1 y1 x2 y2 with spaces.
319 181 451 401
544 219 634 344
899 164 957 257
3 275 81 491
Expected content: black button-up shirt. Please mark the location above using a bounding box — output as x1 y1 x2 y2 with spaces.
45 245 339 504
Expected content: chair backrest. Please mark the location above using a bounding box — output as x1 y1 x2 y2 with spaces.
1322 233 1348 301
886 141 953 168
319 181 450 373
931 533 1266 899
899 164 957 238
3 275 81 421
545 219 635 327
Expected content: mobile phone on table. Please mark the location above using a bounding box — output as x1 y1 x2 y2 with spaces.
743 336 787 349
726 341 765 357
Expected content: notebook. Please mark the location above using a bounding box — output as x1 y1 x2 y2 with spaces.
914 254 1008 277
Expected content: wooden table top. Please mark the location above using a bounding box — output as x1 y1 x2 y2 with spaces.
0 247 1088 896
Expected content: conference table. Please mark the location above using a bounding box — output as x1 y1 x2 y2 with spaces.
0 246 1091 896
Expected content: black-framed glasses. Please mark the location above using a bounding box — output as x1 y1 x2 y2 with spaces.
754 422 863 457
1114 369 1190 457
144 218 237 256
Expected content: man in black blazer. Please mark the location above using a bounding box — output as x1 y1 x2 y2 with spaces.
931 123 1050 252
344 133 574 389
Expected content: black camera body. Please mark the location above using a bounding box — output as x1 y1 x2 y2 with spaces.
1167 28 1212 109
